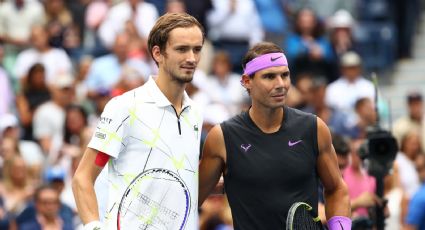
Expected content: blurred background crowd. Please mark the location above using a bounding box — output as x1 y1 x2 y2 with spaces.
0 0 424 229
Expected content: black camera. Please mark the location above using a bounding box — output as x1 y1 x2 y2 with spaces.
358 125 398 177
356 125 398 230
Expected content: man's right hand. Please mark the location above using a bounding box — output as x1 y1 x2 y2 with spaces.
83 220 103 230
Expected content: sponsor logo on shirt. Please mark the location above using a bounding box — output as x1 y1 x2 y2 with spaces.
240 144 252 152
288 140 302 146
100 117 113 124
95 132 106 139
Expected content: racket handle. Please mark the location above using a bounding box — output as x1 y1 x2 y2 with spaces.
83 220 103 230
327 216 351 230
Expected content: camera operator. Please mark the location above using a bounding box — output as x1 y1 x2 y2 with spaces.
344 139 384 218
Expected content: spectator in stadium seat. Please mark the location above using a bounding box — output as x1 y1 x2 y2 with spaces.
309 76 358 138
395 131 422 199
0 0 45 74
393 92 424 152
0 155 34 217
32 73 75 161
207 0 264 73
18 185 74 230
404 154 425 230
325 51 374 118
285 8 337 83
205 51 248 116
85 32 151 98
328 10 357 59
343 139 379 218
16 63 51 141
353 97 377 139
13 25 73 85
97 0 158 50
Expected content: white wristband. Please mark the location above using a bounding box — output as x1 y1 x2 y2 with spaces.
83 220 103 230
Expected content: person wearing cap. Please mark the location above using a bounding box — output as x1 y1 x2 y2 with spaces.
393 92 424 152
199 42 351 229
325 51 375 117
328 10 357 58
32 73 75 160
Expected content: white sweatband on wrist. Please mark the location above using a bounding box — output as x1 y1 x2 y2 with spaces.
83 220 103 230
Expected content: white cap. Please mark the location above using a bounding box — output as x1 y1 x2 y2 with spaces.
0 113 19 134
340 51 361 67
329 9 354 29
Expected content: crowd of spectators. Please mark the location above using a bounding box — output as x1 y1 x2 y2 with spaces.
0 0 424 229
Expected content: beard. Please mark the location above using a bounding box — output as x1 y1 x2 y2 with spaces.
166 65 196 84
171 72 194 84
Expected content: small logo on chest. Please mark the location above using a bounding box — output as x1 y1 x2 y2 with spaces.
240 144 252 152
288 140 302 146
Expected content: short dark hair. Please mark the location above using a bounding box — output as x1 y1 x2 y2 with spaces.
34 184 58 202
147 13 204 65
293 8 324 39
354 97 371 111
28 63 45 76
241 42 284 74
407 92 422 103
332 133 350 156
26 63 46 91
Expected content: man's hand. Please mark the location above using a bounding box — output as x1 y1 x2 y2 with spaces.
351 192 383 210
83 220 103 230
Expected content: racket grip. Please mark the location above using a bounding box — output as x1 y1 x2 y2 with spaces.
327 216 351 230
83 220 103 230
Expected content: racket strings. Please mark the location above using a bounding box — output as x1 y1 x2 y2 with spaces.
118 169 190 230
293 208 322 230
286 202 323 230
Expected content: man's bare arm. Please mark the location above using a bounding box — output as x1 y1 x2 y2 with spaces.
316 118 351 219
403 224 417 230
72 147 104 224
199 125 226 206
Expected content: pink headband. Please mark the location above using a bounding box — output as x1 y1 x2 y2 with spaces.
243 52 288 76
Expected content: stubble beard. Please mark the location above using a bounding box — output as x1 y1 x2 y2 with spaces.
266 89 288 109
169 68 195 84
172 73 193 84
163 58 196 84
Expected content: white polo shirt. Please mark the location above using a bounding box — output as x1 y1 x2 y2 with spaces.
88 77 202 230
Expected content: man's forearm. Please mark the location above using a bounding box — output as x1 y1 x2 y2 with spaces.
72 175 100 224
324 181 351 219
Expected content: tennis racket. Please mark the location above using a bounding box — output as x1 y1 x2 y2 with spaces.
286 202 324 230
117 168 191 230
